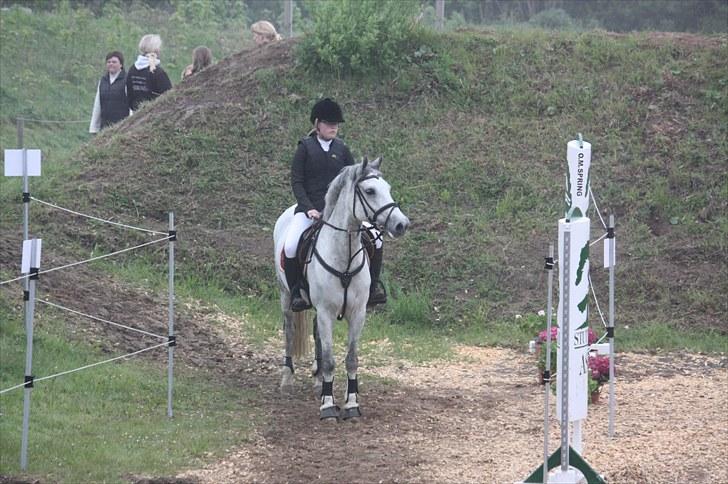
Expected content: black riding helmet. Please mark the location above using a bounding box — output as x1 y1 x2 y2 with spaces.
310 98 345 125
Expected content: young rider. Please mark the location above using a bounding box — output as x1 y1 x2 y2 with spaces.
283 98 387 311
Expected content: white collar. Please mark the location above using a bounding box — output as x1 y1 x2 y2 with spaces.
109 71 120 84
317 136 333 152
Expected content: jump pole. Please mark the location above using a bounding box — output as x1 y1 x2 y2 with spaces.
607 214 616 437
542 244 555 483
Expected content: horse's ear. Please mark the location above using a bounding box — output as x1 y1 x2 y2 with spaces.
369 157 382 171
362 156 369 170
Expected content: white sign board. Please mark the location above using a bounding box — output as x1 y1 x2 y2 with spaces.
21 239 42 274
4 149 42 176
565 140 591 218
556 217 590 422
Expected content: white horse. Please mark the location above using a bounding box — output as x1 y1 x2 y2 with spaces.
273 157 410 420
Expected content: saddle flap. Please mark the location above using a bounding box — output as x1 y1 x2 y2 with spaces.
296 219 324 266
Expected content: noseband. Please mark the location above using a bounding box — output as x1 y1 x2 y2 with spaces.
312 172 400 320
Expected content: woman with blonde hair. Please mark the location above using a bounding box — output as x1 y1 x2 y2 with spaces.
126 34 172 111
182 46 213 80
251 20 282 46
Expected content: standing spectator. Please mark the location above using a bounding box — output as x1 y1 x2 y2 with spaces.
251 20 282 46
181 46 213 80
89 51 129 133
126 34 172 112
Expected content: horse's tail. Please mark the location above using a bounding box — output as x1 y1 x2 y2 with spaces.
292 310 311 359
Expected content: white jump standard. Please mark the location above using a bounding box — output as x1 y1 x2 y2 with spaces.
523 135 612 484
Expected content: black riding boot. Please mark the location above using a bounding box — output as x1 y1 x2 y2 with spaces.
367 247 387 306
284 256 311 312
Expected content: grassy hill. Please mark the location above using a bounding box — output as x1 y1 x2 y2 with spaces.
30 29 725 333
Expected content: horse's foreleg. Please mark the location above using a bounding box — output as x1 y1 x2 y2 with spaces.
317 313 339 420
280 293 295 392
311 315 323 395
342 309 366 420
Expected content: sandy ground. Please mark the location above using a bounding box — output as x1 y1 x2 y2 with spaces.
177 343 727 484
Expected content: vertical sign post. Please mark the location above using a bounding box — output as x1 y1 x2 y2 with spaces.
20 239 41 470
283 0 293 38
607 214 616 437
167 212 176 418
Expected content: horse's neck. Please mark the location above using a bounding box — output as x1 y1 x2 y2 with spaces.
319 190 362 263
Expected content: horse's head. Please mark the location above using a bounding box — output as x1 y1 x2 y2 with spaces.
353 156 410 238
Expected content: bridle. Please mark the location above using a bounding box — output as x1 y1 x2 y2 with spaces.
353 174 400 231
311 172 399 320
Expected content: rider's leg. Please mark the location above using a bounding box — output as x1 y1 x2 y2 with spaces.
366 226 387 306
284 212 313 312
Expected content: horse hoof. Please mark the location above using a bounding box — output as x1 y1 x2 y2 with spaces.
342 406 362 420
320 405 340 421
280 367 294 393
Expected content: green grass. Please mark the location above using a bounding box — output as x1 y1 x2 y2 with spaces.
0 299 256 483
616 322 728 353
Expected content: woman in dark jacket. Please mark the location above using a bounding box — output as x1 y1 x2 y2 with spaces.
283 98 387 311
126 34 172 112
89 51 129 133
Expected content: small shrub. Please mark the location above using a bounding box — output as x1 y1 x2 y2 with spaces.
297 0 423 76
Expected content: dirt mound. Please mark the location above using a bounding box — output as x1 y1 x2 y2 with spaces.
116 39 294 133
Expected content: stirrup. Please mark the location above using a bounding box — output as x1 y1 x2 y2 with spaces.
291 295 312 312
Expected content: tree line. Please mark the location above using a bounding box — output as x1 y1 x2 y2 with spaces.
2 0 725 34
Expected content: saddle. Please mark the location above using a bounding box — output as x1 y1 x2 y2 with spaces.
280 221 376 280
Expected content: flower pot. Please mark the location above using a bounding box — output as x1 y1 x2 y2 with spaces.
590 389 600 404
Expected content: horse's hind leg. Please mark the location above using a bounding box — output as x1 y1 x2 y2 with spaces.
342 308 366 420
316 312 339 420
280 293 295 393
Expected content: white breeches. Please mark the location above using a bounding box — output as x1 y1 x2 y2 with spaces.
284 212 314 258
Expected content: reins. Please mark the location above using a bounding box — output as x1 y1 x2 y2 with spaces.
311 173 398 320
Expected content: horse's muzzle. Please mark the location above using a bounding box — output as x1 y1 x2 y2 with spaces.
387 213 410 238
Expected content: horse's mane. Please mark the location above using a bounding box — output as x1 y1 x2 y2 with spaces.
323 164 361 220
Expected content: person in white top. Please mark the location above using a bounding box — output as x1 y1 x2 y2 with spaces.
89 51 130 134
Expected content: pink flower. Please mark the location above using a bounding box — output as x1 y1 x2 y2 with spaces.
588 327 598 345
538 326 559 342
588 354 612 383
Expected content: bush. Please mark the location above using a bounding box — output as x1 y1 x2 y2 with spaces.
529 8 575 30
297 0 423 76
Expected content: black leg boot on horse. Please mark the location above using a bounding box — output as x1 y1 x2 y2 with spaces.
367 247 387 306
284 256 312 312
